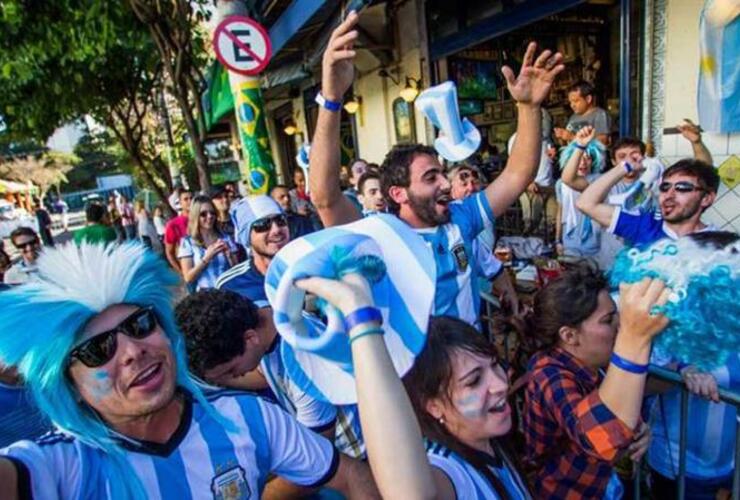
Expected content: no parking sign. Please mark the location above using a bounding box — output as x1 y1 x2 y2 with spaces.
213 15 272 76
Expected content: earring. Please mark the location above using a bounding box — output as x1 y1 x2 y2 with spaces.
438 417 445 425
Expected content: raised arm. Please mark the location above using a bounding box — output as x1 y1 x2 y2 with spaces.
309 13 362 227
561 126 596 192
677 119 713 165
575 162 632 228
296 274 436 500
485 43 564 217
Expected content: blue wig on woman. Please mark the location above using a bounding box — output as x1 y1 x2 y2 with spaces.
609 234 740 370
0 242 230 499
558 138 606 173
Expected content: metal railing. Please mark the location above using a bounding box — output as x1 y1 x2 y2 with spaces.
634 365 740 500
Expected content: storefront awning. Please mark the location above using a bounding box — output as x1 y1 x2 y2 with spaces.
269 0 334 57
429 0 586 60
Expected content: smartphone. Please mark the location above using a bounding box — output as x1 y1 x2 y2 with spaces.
344 0 371 18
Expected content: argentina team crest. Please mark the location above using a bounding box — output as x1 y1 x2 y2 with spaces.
451 243 468 272
211 465 250 500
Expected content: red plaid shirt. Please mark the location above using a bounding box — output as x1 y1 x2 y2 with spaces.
523 347 635 499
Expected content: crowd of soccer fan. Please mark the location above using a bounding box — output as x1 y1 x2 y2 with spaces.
0 11 737 500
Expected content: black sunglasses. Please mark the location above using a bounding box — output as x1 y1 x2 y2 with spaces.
458 170 480 182
70 307 158 368
658 181 704 193
252 214 287 233
14 239 39 251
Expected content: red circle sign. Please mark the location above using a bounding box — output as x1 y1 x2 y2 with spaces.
213 15 272 76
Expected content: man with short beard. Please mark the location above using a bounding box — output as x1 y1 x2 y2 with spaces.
309 13 564 327
577 158 720 246
216 195 290 303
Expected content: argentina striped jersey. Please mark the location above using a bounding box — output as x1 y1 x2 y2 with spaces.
1 391 338 499
426 441 530 499
415 191 494 327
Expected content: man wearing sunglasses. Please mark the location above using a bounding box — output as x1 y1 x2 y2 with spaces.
0 243 377 499
576 158 720 247
218 195 290 304
3 226 41 285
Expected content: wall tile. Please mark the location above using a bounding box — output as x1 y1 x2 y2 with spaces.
703 133 729 156
728 133 740 155
703 206 728 227
712 188 740 222
661 133 677 157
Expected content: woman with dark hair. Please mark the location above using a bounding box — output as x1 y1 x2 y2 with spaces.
523 264 670 499
296 266 669 499
178 195 238 290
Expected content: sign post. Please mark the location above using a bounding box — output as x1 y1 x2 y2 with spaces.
212 10 276 194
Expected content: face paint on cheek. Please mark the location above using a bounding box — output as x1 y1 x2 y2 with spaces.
455 392 487 419
88 370 113 402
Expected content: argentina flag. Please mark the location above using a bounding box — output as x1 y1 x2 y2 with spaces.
698 1 740 133
265 213 436 404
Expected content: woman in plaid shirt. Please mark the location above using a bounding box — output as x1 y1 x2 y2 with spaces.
523 265 670 499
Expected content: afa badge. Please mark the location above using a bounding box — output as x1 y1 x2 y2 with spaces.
211 465 250 500
451 244 469 272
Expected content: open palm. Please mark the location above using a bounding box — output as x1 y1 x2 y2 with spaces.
502 42 565 106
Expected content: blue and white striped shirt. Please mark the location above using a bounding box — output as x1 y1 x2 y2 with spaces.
415 191 494 327
178 235 238 291
426 441 530 500
648 352 740 481
1 391 338 499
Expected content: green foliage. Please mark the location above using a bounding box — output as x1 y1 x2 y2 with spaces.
0 1 156 141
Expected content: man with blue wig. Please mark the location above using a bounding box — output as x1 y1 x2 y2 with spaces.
0 242 376 499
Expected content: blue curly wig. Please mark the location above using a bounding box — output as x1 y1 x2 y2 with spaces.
559 139 607 173
0 242 230 499
609 236 740 370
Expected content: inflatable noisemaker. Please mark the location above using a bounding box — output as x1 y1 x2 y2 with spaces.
296 142 311 193
414 81 481 162
265 213 436 404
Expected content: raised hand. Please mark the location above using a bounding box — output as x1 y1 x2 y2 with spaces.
618 278 671 344
677 119 702 144
575 125 596 147
321 11 360 101
296 273 374 319
502 42 565 106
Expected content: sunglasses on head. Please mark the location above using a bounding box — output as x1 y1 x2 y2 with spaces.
70 307 158 368
658 181 704 193
252 214 287 233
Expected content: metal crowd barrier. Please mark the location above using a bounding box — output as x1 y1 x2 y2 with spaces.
634 365 740 500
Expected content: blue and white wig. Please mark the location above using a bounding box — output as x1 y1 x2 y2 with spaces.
559 139 606 173
0 242 225 499
609 236 740 370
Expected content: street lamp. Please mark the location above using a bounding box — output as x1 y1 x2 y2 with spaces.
343 95 362 114
400 77 420 103
283 118 298 136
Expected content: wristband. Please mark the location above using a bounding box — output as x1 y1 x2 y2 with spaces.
344 306 382 332
315 92 342 112
623 162 634 174
349 326 385 344
574 144 587 151
610 352 648 374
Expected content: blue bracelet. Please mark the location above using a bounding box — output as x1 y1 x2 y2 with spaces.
349 326 385 345
344 306 382 332
623 162 634 174
610 352 648 374
574 144 587 151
